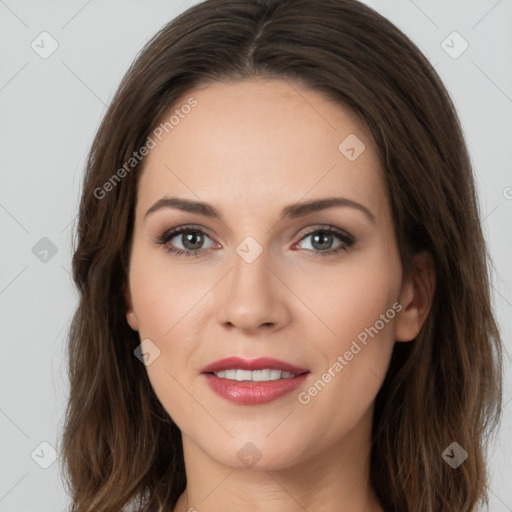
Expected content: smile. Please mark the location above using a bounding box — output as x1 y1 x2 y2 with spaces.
212 369 298 381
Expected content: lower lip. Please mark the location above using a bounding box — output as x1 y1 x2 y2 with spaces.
202 372 310 405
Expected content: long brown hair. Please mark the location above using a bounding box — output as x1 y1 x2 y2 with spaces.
59 1 503 510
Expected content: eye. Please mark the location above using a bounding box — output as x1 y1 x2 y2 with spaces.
293 226 355 258
155 226 217 258
155 224 355 258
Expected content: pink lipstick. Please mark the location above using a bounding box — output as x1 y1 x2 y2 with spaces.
201 356 310 405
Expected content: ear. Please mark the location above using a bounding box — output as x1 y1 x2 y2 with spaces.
124 283 139 331
395 251 435 342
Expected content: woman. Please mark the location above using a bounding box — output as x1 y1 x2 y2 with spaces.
60 1 503 511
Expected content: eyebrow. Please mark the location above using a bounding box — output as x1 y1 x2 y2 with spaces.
144 196 376 224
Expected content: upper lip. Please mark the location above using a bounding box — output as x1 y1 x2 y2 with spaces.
201 356 309 375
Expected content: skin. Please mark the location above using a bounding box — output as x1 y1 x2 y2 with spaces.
124 78 435 512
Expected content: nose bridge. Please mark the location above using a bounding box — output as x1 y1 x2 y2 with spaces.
232 241 271 292
216 239 288 330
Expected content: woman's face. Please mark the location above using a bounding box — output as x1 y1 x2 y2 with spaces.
125 78 422 470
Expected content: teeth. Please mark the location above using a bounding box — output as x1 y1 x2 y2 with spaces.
213 369 297 381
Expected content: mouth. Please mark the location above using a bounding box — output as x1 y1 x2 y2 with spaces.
200 356 310 405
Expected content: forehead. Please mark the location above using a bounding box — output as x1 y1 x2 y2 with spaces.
137 79 387 222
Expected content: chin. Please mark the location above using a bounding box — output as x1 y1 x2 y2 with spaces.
194 433 313 471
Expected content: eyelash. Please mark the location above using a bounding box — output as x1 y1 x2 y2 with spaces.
154 224 355 259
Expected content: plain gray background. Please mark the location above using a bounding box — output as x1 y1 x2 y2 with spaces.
1 0 511 510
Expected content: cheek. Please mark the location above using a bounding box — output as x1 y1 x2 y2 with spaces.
129 243 206 339
128 248 203 404
295 254 399 345
294 258 401 400
129 253 202 426
295 262 399 436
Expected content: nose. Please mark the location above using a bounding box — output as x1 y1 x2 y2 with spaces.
215 248 291 332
